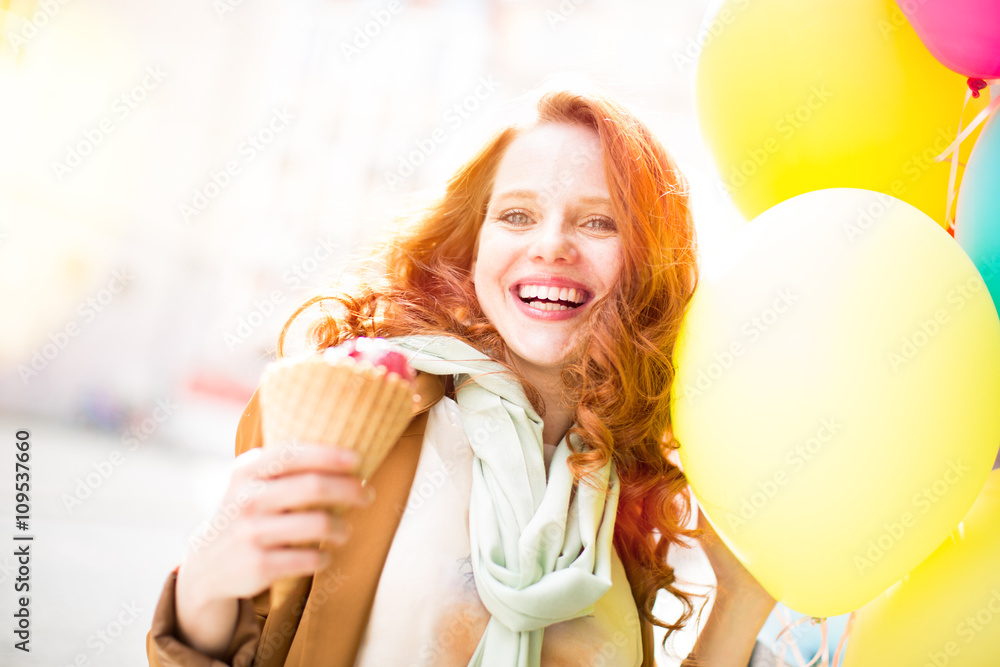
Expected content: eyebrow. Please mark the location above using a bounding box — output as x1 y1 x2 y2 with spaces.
491 189 613 207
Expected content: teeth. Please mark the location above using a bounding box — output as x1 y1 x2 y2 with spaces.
527 301 571 311
517 284 588 304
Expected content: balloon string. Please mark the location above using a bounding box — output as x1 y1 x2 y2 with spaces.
774 609 811 667
801 618 826 667
934 79 1000 234
821 619 830 667
941 86 973 235
773 613 843 667
831 612 856 667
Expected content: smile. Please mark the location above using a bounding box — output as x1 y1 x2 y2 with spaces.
516 284 590 312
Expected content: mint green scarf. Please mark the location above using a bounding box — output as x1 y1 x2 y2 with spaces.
391 335 620 667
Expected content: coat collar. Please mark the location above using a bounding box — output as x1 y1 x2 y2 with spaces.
411 371 445 416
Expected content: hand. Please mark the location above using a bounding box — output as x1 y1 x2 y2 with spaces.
173 443 374 655
679 508 777 667
696 508 775 608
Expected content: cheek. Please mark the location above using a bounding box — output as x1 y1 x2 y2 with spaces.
471 235 503 314
592 240 625 289
473 228 513 287
471 248 488 293
473 270 490 314
471 229 490 287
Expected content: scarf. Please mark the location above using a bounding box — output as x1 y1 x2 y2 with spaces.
391 335 620 667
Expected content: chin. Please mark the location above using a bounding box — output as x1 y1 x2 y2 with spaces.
507 336 581 372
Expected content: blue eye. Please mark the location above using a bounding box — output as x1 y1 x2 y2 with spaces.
584 216 617 232
499 210 531 226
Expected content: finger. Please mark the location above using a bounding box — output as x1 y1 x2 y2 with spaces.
235 443 361 481
248 472 372 515
259 547 329 581
248 510 351 548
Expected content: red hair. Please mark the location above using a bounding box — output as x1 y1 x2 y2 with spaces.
278 89 700 646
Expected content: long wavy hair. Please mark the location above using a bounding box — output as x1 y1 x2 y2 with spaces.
278 89 700 645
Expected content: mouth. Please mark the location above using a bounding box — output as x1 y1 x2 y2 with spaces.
514 283 591 312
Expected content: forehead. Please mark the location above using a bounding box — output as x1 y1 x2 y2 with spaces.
490 122 608 199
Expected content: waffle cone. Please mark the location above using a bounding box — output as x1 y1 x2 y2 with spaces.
257 352 416 607
259 354 416 478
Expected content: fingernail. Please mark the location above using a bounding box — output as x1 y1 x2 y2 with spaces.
364 485 376 505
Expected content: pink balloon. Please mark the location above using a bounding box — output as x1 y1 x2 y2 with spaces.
897 0 1000 79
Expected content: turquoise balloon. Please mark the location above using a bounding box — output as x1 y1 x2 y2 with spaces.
957 110 1000 314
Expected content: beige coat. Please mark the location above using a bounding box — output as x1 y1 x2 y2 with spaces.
146 373 656 666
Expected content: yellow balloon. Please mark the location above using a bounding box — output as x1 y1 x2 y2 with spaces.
844 470 1000 667
670 188 1000 617
696 0 986 226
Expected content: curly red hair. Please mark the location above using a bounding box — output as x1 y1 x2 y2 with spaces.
278 89 700 646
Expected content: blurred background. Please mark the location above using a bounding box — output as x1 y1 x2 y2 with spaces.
0 0 765 664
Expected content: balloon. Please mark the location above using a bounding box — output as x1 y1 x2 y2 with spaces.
956 111 1000 318
843 470 1000 666
696 0 986 226
670 188 1000 617
897 0 1000 79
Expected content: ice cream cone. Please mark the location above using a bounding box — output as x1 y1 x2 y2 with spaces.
259 354 415 478
256 341 416 608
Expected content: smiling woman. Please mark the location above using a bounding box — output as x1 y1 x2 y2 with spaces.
472 122 625 446
146 89 775 667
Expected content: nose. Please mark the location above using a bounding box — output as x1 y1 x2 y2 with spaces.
528 216 577 264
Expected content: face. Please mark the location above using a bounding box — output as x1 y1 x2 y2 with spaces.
472 122 624 378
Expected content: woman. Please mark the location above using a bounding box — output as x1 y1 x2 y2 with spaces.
147 89 776 666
